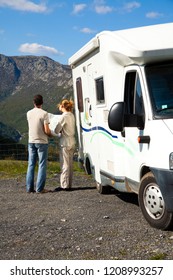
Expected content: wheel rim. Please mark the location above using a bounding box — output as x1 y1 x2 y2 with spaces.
143 183 165 220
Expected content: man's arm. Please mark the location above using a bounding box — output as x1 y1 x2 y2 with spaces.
44 123 52 137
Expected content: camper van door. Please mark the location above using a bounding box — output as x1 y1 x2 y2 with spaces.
123 66 147 192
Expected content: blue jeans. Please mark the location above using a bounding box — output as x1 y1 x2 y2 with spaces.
26 143 48 192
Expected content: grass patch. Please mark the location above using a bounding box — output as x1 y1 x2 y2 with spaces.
0 160 85 179
149 252 167 260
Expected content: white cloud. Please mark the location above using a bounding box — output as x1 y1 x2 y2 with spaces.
121 1 141 13
146 12 163 19
93 0 113 14
19 43 64 56
72 3 87 14
0 0 48 13
72 1 113 15
95 5 112 14
80 27 96 34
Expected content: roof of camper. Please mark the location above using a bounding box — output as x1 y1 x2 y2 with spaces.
69 23 173 66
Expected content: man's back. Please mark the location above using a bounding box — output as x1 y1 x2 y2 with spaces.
27 107 49 143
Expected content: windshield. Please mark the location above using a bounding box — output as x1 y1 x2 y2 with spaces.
145 62 173 118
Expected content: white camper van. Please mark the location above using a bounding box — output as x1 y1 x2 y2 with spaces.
69 23 173 230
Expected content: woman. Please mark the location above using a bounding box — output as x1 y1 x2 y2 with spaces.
55 99 76 191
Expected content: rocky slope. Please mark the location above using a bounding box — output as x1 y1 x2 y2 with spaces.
0 54 73 143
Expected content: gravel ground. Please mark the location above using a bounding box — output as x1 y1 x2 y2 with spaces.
0 172 173 260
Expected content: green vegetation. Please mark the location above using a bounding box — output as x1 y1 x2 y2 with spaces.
0 160 85 179
149 252 167 260
0 55 73 145
0 86 73 145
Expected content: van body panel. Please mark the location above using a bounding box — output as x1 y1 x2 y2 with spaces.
69 23 173 229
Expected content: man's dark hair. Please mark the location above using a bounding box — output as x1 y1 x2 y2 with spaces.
33 95 43 106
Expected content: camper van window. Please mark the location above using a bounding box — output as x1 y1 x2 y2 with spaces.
135 75 144 116
76 77 84 112
146 62 173 118
95 77 105 104
124 71 144 116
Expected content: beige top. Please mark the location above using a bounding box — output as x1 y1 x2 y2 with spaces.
55 112 76 147
27 107 49 144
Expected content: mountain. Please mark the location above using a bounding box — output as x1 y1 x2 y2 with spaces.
0 122 21 143
0 54 73 144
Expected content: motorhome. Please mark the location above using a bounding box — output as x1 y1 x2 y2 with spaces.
69 23 173 230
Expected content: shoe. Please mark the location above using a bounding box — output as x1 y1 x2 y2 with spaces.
27 190 36 193
63 188 73 192
53 187 72 192
53 187 63 192
36 189 51 194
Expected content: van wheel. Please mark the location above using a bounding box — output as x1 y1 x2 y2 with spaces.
139 172 173 230
96 182 110 194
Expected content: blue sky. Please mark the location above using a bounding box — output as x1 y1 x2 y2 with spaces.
0 0 173 65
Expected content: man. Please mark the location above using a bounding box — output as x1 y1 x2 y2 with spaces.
26 95 51 193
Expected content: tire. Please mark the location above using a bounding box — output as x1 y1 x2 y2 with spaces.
96 182 111 194
139 172 173 230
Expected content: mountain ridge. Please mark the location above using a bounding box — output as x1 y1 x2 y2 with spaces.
0 54 73 144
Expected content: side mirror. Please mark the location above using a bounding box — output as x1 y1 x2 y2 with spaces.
108 102 125 132
108 102 145 132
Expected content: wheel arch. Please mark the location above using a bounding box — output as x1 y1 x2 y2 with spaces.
84 154 93 175
140 165 151 181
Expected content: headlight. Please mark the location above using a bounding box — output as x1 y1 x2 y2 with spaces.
169 153 173 169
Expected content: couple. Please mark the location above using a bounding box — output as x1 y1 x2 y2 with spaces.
26 94 75 193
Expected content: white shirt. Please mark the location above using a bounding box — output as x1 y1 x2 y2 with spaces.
55 112 76 147
27 107 49 144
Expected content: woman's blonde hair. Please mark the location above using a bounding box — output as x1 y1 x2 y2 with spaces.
57 99 74 112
